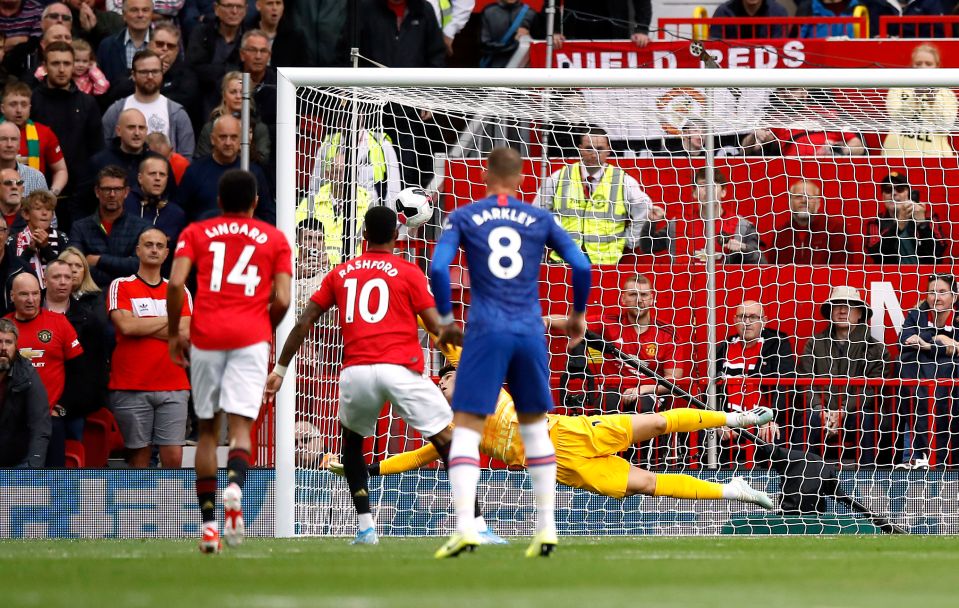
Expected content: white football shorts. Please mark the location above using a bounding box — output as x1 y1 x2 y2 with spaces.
190 341 271 420
339 364 453 438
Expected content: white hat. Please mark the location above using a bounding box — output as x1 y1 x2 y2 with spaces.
820 286 871 321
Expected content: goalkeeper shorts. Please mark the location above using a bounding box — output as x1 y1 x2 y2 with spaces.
551 414 634 500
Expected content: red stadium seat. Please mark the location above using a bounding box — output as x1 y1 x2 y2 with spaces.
83 408 125 467
64 440 85 468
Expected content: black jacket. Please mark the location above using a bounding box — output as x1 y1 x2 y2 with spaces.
186 19 246 117
79 140 169 219
717 327 796 416
61 291 112 417
864 215 948 265
547 0 652 38
351 0 445 68
0 354 50 467
0 251 28 316
68 210 151 289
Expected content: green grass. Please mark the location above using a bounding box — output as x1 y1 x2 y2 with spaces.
0 536 955 607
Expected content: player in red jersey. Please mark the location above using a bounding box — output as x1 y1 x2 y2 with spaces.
264 206 453 546
167 169 292 554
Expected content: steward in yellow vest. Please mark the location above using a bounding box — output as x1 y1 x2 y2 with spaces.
296 183 373 265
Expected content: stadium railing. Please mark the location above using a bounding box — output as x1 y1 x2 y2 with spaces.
656 16 869 40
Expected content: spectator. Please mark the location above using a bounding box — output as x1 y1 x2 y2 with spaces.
44 257 109 442
533 127 662 265
108 21 200 134
124 155 184 274
883 44 957 157
6 272 83 466
0 166 24 232
766 179 859 265
63 0 125 49
717 300 795 460
69 164 150 288
898 273 959 468
0 121 48 196
795 0 872 38
283 0 341 67
83 108 169 214
662 168 765 264
295 216 330 296
0 30 12 86
865 171 947 265
798 286 891 465
0 82 69 197
68 38 110 96
660 116 745 158
8 189 68 286
102 49 195 159
249 0 306 67
0 316 49 468
108 227 190 467
549 0 652 47
885 0 947 38
307 125 398 210
0 214 27 315
186 0 246 119
96 0 153 85
710 0 789 39
177 114 274 223
145 131 188 184
480 0 535 68
0 0 42 51
3 2 70 79
194 70 270 164
237 29 275 157
30 40 104 230
548 273 689 415
426 0 474 55
742 88 866 157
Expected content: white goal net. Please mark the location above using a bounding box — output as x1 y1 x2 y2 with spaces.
274 67 959 537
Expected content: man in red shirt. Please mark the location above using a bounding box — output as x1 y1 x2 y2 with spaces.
265 206 453 546
109 228 192 468
6 271 83 467
0 81 68 196
168 169 291 553
766 179 860 265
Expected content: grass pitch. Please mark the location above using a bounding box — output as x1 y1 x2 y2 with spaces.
1 536 954 607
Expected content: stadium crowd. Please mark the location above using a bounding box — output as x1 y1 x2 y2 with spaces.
0 0 957 472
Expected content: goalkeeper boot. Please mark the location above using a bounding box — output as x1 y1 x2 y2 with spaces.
524 528 558 558
727 477 774 510
222 483 245 548
730 407 774 429
351 527 379 545
434 531 480 559
478 528 509 545
198 522 221 554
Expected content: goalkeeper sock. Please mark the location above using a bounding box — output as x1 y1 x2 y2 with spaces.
660 408 727 434
341 427 372 528
519 419 557 533
448 426 481 535
227 448 251 489
196 476 217 523
653 474 724 500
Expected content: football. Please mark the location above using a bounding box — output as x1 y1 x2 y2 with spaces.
395 187 433 229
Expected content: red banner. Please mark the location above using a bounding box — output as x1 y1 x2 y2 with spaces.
529 39 959 70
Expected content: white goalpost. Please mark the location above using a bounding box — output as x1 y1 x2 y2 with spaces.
275 67 959 538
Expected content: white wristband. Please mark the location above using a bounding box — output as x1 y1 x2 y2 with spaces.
438 313 455 326
272 364 288 378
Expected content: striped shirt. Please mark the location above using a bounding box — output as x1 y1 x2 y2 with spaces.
123 28 151 69
0 0 42 39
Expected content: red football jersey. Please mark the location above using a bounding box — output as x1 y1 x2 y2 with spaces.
6 309 83 409
591 313 686 381
311 250 435 373
175 214 292 350
107 275 192 391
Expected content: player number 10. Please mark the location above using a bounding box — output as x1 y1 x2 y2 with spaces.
487 226 523 279
208 242 261 296
343 277 389 323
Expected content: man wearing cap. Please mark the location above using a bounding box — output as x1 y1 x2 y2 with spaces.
865 171 947 265
797 286 891 465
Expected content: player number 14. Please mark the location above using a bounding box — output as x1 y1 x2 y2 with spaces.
208 242 261 296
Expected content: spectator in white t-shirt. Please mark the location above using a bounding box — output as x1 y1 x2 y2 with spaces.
100 49 195 159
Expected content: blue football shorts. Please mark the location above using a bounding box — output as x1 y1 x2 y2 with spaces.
451 330 552 416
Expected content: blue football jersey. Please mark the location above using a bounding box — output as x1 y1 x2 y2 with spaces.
438 194 583 335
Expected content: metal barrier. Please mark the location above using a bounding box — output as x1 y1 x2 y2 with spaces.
878 15 959 38
657 16 868 41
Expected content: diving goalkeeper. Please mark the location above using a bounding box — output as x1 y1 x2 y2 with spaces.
333 341 775 508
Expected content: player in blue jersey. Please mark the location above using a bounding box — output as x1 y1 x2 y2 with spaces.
430 147 592 559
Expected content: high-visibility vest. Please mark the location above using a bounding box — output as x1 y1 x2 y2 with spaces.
439 0 452 27
296 184 372 265
551 163 627 265
323 131 391 183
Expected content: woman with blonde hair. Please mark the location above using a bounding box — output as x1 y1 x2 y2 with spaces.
59 246 101 297
883 44 957 157
194 71 272 164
